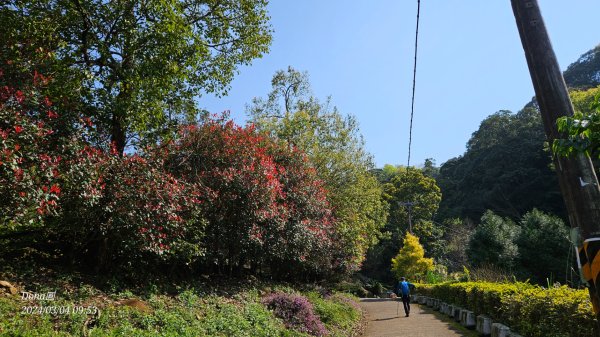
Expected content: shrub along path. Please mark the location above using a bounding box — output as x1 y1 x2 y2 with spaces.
359 298 466 337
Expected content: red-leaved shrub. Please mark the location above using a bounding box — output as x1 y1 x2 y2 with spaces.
56 142 206 269
164 116 339 277
0 68 63 226
1 65 348 279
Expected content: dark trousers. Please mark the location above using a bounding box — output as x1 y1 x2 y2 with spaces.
401 294 410 315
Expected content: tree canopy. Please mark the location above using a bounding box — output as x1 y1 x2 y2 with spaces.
391 233 434 281
516 209 571 284
383 167 441 235
563 45 600 90
247 66 387 271
436 108 565 222
466 210 520 271
361 165 441 282
1 0 272 152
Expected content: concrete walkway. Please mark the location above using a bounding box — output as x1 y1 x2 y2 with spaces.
359 298 466 337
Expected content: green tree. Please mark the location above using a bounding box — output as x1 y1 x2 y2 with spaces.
1 0 272 152
391 233 434 281
437 218 474 273
563 45 600 90
422 158 439 179
361 166 441 282
516 209 571 284
436 108 565 222
437 45 600 224
383 167 442 246
247 67 387 271
467 210 520 271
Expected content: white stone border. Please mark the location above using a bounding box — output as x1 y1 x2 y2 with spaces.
415 296 523 337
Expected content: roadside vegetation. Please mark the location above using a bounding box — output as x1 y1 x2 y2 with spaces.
2 0 600 335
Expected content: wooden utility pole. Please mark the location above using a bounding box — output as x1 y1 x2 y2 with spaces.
511 0 600 319
398 202 415 233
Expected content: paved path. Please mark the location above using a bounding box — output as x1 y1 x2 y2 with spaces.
359 298 466 337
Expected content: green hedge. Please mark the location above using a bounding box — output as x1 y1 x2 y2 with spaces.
416 282 597 337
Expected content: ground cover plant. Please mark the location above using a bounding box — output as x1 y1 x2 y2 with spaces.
0 269 363 337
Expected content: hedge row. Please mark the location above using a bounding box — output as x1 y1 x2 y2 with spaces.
417 282 597 337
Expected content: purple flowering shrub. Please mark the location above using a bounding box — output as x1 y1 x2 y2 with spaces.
262 292 328 336
329 293 361 312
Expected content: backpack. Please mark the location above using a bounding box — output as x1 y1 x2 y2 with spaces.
394 282 402 296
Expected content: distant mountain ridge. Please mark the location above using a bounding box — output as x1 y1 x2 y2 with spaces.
523 44 600 109
435 43 600 223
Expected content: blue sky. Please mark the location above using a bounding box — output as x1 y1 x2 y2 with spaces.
200 1 600 168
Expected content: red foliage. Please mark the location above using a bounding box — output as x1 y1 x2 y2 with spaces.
0 68 63 223
0 65 346 277
1 66 204 266
164 116 339 276
57 140 205 262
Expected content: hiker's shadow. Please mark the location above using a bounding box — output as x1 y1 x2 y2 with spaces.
374 317 400 321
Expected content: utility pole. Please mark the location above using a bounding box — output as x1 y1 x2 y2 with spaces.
511 0 600 319
398 202 416 233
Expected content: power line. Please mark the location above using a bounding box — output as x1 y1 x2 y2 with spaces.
407 0 421 168
398 201 416 233
430 220 472 237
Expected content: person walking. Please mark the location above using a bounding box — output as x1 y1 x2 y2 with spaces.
396 277 415 317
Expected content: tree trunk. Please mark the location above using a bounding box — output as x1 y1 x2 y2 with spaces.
111 113 126 154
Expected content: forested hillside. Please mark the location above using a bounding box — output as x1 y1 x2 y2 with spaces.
361 44 600 286
436 45 600 224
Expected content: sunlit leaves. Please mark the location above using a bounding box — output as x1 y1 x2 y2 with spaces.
391 233 434 281
553 86 600 159
248 67 387 273
1 0 273 151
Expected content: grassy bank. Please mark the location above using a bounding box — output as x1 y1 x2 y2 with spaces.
0 274 363 336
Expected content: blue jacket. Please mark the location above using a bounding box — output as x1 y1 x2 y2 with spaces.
397 281 414 296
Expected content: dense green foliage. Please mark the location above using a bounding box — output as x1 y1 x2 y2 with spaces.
4 2 600 333
305 292 362 336
466 211 520 271
0 64 365 281
382 167 442 252
563 45 600 90
417 281 597 337
427 45 600 288
361 166 441 282
516 209 571 284
434 218 474 273
554 86 600 161
1 0 272 152
436 108 565 222
460 209 571 284
248 67 387 272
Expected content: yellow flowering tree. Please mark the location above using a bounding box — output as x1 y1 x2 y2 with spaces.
391 233 434 280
